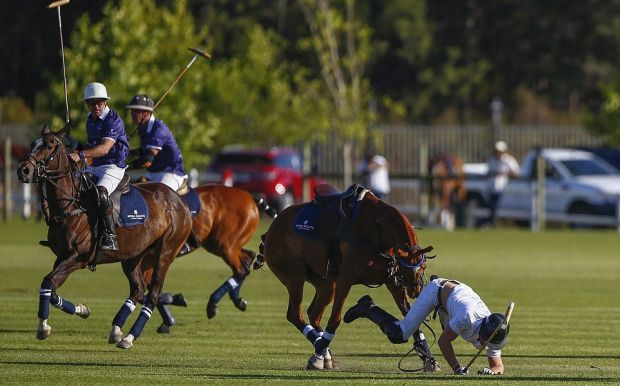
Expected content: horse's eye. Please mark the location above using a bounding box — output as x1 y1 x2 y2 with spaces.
47 145 53 150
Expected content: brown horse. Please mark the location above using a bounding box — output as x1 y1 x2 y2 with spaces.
256 185 433 369
152 184 278 333
428 153 466 231
16 125 192 349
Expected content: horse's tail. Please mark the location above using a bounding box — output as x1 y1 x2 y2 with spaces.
253 233 267 270
252 195 278 218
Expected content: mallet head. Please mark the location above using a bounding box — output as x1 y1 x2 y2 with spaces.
188 47 211 60
48 0 70 8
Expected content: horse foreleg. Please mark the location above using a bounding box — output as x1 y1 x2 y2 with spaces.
307 277 336 369
37 256 89 340
110 260 145 346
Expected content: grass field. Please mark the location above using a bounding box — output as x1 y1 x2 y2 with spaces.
0 218 619 385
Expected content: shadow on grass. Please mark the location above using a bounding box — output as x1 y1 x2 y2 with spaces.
339 352 620 360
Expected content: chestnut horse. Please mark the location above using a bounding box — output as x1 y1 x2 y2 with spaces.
428 153 466 231
256 185 433 369
152 184 278 333
16 125 192 349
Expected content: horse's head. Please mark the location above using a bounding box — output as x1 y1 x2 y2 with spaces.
17 125 69 183
373 201 433 299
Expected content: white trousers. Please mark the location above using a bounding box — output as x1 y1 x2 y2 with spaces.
86 164 127 193
397 278 442 339
146 171 187 192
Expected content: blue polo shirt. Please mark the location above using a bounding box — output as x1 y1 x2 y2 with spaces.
86 106 128 168
139 115 185 175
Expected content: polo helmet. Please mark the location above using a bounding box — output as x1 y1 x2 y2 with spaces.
479 313 510 350
83 82 110 101
126 94 155 112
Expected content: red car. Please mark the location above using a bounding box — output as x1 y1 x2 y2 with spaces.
207 147 323 212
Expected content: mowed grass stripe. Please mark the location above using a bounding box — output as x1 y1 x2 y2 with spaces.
0 219 619 385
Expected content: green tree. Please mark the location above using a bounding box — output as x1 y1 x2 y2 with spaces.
44 0 211 166
298 0 372 184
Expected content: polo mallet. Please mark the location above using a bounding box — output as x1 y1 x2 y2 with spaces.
463 301 515 372
152 47 211 110
48 0 71 125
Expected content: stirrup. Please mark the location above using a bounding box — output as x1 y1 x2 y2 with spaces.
100 235 119 251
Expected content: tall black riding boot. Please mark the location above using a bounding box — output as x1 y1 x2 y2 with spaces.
413 329 441 372
97 186 119 251
344 295 407 344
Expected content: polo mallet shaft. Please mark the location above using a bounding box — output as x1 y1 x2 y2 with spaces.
464 302 514 371
153 47 211 110
48 0 71 124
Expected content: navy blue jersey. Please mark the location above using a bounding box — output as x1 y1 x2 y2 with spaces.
86 107 128 168
139 116 185 175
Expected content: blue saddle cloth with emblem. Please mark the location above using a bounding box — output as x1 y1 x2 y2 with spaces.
293 203 323 240
118 186 149 227
180 188 201 217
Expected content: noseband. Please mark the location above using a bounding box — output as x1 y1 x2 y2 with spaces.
23 136 68 182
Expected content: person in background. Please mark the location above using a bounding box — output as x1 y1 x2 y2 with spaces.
483 141 520 226
68 82 128 251
125 94 187 191
359 152 391 200
343 277 510 375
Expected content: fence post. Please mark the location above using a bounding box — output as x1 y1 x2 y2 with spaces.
22 181 31 219
531 151 545 232
3 136 11 221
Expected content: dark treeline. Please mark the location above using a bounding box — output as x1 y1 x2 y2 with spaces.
3 0 620 128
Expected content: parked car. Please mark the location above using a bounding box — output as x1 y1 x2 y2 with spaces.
206 147 324 212
465 148 620 227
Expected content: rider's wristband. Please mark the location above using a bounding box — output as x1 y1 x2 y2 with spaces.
78 151 86 161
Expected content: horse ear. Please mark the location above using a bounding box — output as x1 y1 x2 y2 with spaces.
55 124 68 138
41 125 50 135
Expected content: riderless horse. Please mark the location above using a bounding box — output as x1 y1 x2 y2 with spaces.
428 153 466 231
255 184 433 369
152 183 277 333
17 125 192 349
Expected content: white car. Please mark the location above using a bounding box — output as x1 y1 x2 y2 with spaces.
466 148 620 226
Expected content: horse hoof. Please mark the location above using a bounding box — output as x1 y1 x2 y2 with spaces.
157 324 171 334
323 348 333 370
306 354 324 370
108 326 123 344
116 339 133 350
206 302 217 319
75 304 91 319
233 298 247 312
36 325 51 340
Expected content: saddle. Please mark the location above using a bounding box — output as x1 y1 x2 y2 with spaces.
294 184 369 277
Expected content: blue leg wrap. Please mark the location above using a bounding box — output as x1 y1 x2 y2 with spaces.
314 327 335 355
112 299 136 328
209 281 232 305
301 324 322 346
229 277 245 300
38 288 52 319
51 294 76 315
128 306 153 339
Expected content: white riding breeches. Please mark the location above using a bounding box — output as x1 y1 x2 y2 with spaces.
86 164 127 193
397 278 442 339
146 171 187 192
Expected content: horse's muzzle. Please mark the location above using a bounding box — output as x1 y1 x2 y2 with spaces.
17 162 33 183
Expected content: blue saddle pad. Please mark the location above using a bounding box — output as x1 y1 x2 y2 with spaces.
181 188 201 217
293 203 322 240
118 186 149 227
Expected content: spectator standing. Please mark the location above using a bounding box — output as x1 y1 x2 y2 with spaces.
359 153 391 200
484 141 520 226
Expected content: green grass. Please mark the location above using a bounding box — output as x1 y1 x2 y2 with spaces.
0 218 619 385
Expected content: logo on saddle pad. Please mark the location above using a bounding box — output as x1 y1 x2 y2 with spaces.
126 209 146 221
295 219 315 232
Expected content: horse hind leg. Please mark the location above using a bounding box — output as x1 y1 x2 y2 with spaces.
206 248 254 319
307 277 336 369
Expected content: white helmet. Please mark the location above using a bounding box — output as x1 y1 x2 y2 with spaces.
83 82 110 101
494 140 508 152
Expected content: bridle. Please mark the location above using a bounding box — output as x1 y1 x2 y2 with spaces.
23 134 90 224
